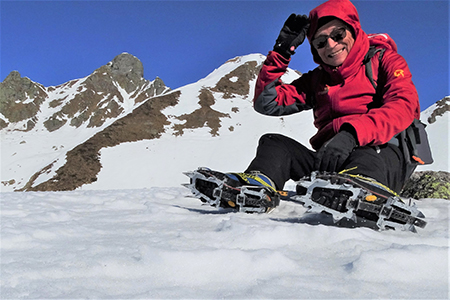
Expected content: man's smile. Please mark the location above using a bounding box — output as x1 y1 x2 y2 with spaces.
328 47 345 58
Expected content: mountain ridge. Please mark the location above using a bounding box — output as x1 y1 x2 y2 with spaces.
0 53 170 132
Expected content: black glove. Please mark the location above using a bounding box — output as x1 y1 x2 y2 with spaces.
315 130 357 172
273 14 310 59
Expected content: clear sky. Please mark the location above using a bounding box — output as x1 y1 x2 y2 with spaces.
1 0 448 110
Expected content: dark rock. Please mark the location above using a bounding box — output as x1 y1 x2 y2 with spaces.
0 71 48 126
108 53 145 93
427 96 450 124
109 52 144 78
401 171 450 200
0 117 8 129
172 88 229 137
212 60 260 98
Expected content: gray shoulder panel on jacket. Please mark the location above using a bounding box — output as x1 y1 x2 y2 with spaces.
254 79 311 116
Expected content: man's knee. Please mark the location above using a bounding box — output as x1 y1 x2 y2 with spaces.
259 133 283 142
258 133 301 146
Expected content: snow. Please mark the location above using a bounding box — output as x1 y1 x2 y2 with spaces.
1 188 448 299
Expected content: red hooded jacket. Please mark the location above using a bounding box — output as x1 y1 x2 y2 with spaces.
253 0 420 150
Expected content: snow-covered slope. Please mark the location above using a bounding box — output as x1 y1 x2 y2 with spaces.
1 188 448 298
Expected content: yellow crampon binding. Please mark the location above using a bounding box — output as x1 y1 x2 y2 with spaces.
234 172 277 193
338 167 400 197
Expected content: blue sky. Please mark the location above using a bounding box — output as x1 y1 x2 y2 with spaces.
1 0 448 110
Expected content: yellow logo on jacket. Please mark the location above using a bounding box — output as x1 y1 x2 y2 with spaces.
394 69 405 77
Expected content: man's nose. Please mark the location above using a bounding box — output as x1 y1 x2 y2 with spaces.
326 37 338 48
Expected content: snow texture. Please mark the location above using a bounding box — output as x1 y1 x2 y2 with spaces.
1 188 448 299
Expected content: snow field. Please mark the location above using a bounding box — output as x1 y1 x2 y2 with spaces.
1 188 448 299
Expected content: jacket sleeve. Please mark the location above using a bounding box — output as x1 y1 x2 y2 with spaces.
345 50 420 146
253 51 313 116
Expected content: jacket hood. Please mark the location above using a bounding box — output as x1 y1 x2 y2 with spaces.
307 0 369 80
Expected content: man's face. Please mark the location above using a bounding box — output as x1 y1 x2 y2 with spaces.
313 19 355 67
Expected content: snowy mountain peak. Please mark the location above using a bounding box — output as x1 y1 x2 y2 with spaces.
1 53 171 191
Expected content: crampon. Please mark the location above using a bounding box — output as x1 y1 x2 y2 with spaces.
183 167 280 213
292 172 427 232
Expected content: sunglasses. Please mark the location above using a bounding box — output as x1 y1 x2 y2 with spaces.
312 27 348 49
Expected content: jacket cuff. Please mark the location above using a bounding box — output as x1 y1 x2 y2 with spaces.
268 50 291 65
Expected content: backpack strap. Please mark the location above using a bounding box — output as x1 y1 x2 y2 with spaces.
363 46 386 90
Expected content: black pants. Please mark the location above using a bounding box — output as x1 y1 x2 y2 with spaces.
246 133 407 193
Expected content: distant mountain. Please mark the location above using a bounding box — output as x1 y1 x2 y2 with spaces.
1 53 170 191
0 53 169 132
1 53 447 192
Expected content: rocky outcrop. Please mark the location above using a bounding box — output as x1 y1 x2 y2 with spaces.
0 71 48 130
173 88 229 136
401 171 450 200
427 96 449 124
211 60 260 98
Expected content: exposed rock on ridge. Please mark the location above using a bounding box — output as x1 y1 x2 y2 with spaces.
212 60 260 98
108 52 144 93
0 71 48 130
427 96 450 124
173 88 229 136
